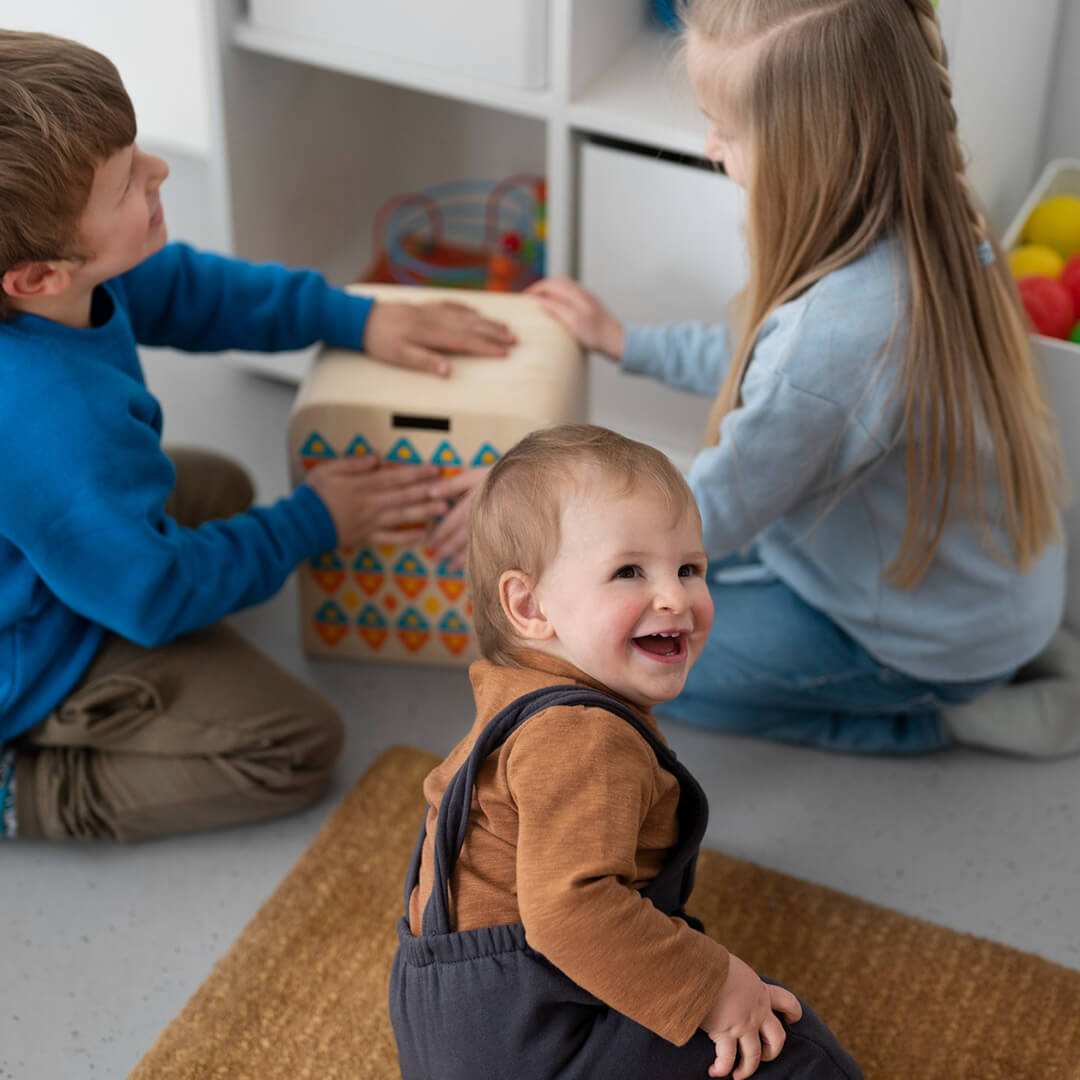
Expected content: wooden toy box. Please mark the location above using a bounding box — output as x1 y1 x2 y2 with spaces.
288 285 585 665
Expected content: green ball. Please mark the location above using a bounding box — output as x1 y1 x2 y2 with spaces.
1070 321 1080 345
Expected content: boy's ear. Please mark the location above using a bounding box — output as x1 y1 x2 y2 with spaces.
2 260 74 301
499 570 554 642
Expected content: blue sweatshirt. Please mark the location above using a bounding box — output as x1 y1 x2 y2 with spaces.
622 235 1065 683
0 243 371 743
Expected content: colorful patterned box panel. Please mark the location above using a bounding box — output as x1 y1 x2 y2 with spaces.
287 285 586 667
295 429 501 666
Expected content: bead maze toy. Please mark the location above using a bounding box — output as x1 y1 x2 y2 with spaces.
288 284 585 666
362 175 546 293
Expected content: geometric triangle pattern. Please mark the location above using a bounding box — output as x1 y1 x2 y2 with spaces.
298 427 503 665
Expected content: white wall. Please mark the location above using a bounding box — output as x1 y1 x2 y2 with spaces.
1042 0 1080 165
946 0 1063 231
0 0 211 157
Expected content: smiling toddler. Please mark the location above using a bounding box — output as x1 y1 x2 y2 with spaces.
389 424 862 1080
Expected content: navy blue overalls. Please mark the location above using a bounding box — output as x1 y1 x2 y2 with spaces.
390 685 863 1079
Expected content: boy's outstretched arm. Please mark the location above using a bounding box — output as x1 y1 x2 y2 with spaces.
304 455 447 550
363 299 515 377
0 384 445 647
117 244 514 375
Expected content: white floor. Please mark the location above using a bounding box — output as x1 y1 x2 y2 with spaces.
2 153 1079 1080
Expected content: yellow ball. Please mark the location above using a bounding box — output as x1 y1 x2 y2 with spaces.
1008 244 1065 280
1023 195 1080 258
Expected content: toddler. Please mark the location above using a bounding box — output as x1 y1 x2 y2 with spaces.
390 424 863 1080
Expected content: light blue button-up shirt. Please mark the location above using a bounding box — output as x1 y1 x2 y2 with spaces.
622 236 1064 682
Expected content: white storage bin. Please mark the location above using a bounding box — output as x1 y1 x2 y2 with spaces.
248 0 549 91
579 140 747 472
1003 159 1080 629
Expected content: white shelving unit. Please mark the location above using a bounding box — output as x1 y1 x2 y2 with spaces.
205 0 711 305
202 0 1066 463
202 0 727 461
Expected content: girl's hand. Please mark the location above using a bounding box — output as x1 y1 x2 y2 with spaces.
424 467 490 570
700 956 802 1080
304 455 446 548
363 300 517 377
525 277 625 360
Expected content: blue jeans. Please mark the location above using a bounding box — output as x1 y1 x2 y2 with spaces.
660 561 1011 755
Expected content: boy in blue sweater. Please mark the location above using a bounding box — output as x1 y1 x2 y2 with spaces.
0 30 515 842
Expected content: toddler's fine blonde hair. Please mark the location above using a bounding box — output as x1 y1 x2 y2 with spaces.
467 424 695 666
684 0 1065 588
0 30 136 319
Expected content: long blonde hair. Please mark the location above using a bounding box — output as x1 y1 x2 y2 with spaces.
686 0 1065 587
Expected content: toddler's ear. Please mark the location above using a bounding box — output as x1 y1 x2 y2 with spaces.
499 570 554 642
2 260 73 300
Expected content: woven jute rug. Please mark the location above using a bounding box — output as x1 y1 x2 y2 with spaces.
131 745 1080 1080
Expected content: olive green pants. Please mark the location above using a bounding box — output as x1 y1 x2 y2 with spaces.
12 448 343 842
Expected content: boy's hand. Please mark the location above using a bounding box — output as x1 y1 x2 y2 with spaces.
525 276 625 360
304 455 446 548
701 956 802 1080
363 300 516 377
424 466 490 570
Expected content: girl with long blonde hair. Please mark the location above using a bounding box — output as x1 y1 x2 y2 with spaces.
530 0 1071 756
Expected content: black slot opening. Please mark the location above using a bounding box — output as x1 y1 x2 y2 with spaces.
392 413 451 432
585 133 721 175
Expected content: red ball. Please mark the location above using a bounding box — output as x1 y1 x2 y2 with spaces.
1017 276 1076 339
1061 253 1080 314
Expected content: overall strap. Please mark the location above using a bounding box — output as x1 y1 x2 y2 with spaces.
413 685 708 936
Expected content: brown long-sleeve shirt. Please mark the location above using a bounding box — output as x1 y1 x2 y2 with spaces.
408 651 729 1046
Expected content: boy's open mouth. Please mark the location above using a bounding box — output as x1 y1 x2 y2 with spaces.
631 632 687 662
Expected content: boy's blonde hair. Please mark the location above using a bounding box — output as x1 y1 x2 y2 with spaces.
0 30 136 319
467 424 695 666
685 0 1066 587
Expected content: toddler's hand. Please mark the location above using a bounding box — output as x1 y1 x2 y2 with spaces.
305 456 446 548
525 276 625 360
701 956 802 1080
363 300 516 377
425 466 490 570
